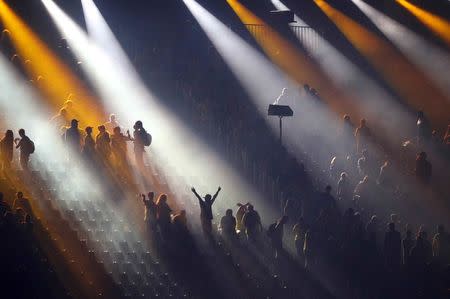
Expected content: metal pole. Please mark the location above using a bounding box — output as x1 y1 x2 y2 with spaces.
279 116 283 143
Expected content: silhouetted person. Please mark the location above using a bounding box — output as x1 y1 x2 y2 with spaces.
384 222 401 271
172 210 188 236
242 204 262 243
340 114 355 156
132 121 151 169
267 215 288 258
415 152 432 184
15 129 34 171
50 108 68 132
416 110 431 145
143 192 157 234
403 229 414 266
0 192 11 215
236 202 250 233
156 194 172 238
357 149 373 178
366 215 378 248
337 172 352 202
104 114 120 133
410 230 432 269
355 118 371 154
82 126 96 162
96 125 111 163
12 192 32 218
111 127 132 171
0 130 14 170
64 119 82 153
191 186 221 237
432 225 450 265
354 175 370 205
220 209 237 241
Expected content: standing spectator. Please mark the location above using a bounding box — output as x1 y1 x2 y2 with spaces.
220 209 237 241
410 230 432 269
110 127 132 171
156 194 172 239
96 125 111 164
0 129 14 170
64 119 82 154
104 113 120 133
383 222 402 271
242 204 262 243
355 118 371 154
432 225 450 266
132 120 151 170
15 129 34 171
402 229 414 266
337 172 352 202
191 186 221 237
50 108 68 132
415 152 432 184
236 202 250 233
0 192 11 215
143 192 157 234
267 215 288 258
416 110 431 145
82 126 96 162
293 217 307 260
12 191 32 218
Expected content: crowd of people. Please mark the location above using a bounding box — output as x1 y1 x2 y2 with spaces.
2 17 450 299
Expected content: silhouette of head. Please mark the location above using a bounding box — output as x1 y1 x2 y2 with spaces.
5 129 13 139
85 126 93 135
18 129 25 137
418 151 427 160
158 194 167 203
226 209 233 217
388 222 395 231
340 172 347 179
325 185 332 194
113 126 121 134
247 205 254 212
98 125 106 132
360 118 366 127
343 114 350 121
110 114 116 122
148 192 154 201
204 194 212 202
17 191 23 199
71 119 78 128
134 121 143 130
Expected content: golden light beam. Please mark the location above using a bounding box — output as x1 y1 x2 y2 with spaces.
396 0 450 47
0 0 106 127
226 0 360 118
314 0 450 128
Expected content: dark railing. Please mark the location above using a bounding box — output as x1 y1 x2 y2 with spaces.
245 24 322 54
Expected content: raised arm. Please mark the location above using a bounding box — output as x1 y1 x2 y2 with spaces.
191 187 203 202
211 186 221 204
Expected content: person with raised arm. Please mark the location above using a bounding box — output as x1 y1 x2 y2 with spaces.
191 186 221 237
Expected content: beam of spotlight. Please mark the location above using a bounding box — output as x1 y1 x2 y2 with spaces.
353 0 450 98
42 0 273 221
314 0 450 128
396 0 450 46
271 1 418 144
0 0 105 127
227 0 356 117
183 0 360 189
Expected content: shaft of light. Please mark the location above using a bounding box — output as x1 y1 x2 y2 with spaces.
396 0 450 46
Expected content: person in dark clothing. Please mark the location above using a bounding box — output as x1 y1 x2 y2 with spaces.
132 120 149 170
384 222 402 271
82 126 96 162
293 217 307 260
242 204 262 243
12 191 32 218
337 172 352 202
415 152 432 184
96 125 111 164
0 129 14 170
15 129 34 171
403 229 414 266
417 110 431 145
156 194 172 239
64 119 82 154
111 126 132 172
268 215 289 258
143 192 157 234
0 192 11 216
355 118 371 154
432 225 450 266
220 209 237 241
191 186 221 237
319 185 337 213
410 230 432 269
